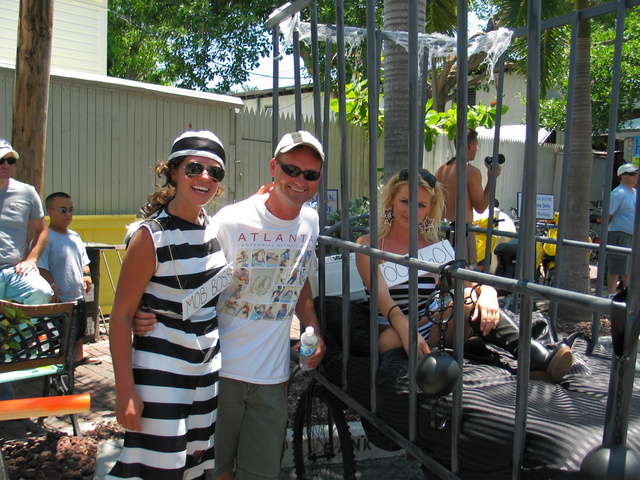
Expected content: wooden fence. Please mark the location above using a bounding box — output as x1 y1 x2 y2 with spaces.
1 62 562 219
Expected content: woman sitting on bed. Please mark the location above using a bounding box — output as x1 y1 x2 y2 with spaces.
355 168 573 383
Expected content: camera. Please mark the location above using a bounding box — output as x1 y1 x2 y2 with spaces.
484 153 506 167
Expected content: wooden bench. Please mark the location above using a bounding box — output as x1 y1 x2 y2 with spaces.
0 300 90 436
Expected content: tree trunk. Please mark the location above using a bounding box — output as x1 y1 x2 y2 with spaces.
12 0 54 194
557 0 592 322
383 0 426 183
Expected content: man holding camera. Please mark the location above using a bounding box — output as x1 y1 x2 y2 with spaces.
435 128 502 266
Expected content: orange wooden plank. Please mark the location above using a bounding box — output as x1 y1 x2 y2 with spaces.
0 394 91 421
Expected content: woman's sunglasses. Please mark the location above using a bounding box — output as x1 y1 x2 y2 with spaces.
183 162 225 182
0 157 17 165
277 159 322 182
398 168 437 188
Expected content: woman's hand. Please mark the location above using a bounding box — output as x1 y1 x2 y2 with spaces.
395 320 431 358
470 285 500 336
115 387 144 432
255 182 274 195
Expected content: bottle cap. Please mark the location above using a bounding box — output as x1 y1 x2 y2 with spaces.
305 326 315 336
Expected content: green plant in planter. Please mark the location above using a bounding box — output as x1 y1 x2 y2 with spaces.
1 306 33 359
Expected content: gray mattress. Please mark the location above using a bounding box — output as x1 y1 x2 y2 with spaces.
316 296 640 479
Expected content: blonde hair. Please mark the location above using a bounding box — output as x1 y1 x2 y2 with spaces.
379 169 445 244
141 156 225 218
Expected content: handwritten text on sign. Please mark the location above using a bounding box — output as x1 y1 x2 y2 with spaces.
380 240 455 288
182 263 233 320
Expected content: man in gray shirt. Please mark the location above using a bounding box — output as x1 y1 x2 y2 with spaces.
0 138 52 305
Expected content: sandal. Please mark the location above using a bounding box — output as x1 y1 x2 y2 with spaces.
75 355 102 366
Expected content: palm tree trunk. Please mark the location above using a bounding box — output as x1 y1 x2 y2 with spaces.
383 0 426 182
557 0 592 322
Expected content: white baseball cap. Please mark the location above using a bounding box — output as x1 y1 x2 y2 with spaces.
0 138 19 160
274 131 325 161
617 163 638 176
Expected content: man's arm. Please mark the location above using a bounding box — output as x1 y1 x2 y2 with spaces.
15 217 48 275
467 164 501 215
294 279 325 369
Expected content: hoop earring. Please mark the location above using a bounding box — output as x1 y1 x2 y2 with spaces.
419 216 435 234
383 207 394 226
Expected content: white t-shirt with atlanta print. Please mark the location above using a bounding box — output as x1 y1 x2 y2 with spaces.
212 194 319 384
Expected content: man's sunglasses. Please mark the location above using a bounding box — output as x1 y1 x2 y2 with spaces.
183 162 225 182
0 157 17 165
623 171 638 176
398 168 437 189
55 207 74 214
277 159 322 182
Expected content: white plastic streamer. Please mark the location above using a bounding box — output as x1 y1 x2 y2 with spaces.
275 11 513 81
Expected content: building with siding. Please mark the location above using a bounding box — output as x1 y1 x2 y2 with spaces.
0 0 108 75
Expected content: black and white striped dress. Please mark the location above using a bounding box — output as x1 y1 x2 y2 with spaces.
108 209 226 480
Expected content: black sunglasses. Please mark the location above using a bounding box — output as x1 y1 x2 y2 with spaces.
277 159 321 182
398 169 437 189
623 171 638 176
55 207 74 214
183 162 225 182
0 157 17 165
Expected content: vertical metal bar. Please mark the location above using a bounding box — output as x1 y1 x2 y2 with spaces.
407 0 419 445
451 0 469 474
310 2 322 138
308 2 328 336
602 1 638 446
591 0 626 343
336 0 351 392
293 29 303 130
512 1 542 478
271 25 280 150
366 0 380 415
482 55 507 272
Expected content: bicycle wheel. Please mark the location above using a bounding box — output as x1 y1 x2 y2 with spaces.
293 383 356 480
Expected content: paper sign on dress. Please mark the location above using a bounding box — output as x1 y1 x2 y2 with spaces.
182 263 233 320
380 240 455 288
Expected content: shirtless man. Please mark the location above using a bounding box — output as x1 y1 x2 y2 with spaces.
435 128 501 265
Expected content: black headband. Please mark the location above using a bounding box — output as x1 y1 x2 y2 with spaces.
171 136 226 164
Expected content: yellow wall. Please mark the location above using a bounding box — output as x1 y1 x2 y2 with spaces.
50 215 138 316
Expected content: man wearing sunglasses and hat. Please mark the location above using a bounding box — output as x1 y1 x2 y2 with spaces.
133 131 326 480
0 138 53 305
606 162 638 296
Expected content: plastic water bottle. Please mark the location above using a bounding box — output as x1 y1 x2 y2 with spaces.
299 326 318 371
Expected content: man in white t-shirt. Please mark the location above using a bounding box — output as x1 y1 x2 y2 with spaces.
133 131 326 480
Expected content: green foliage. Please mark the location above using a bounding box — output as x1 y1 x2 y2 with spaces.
329 78 384 138
107 0 281 92
324 197 370 254
330 80 508 151
0 306 33 358
539 7 640 140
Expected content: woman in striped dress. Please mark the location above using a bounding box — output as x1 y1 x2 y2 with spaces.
108 131 229 479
